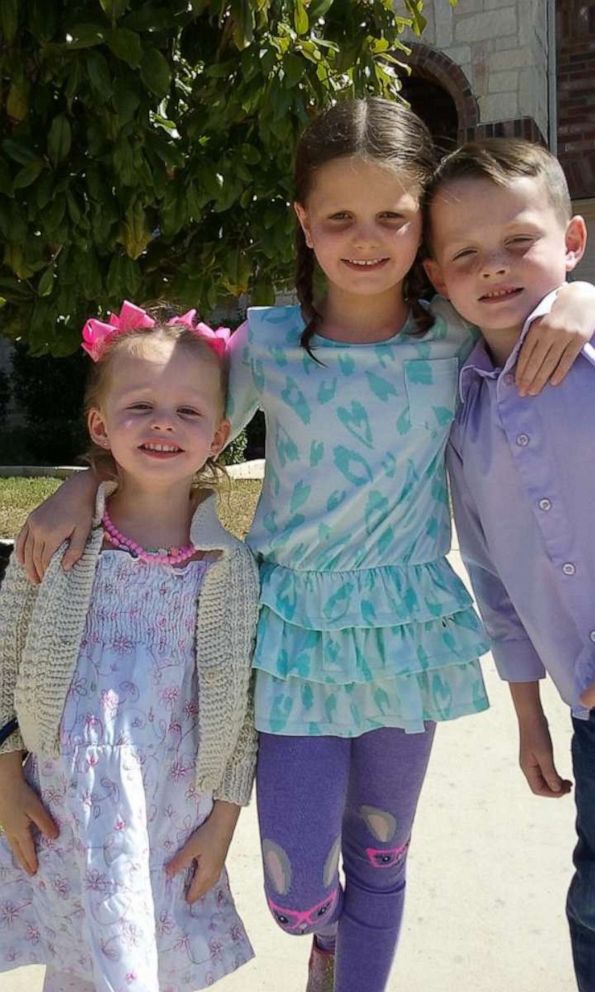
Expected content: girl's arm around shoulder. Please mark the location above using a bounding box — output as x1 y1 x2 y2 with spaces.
16 468 101 584
432 284 595 394
515 281 595 394
0 555 39 754
215 542 260 806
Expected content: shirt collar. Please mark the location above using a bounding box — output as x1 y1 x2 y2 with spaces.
459 290 559 403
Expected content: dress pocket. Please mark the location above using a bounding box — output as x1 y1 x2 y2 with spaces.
404 357 459 430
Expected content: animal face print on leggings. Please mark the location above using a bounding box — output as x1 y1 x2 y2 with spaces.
360 805 410 868
263 836 341 933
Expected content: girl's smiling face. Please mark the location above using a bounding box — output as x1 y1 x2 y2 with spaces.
294 155 423 305
87 337 229 491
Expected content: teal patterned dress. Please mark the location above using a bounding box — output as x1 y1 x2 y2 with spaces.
227 299 489 737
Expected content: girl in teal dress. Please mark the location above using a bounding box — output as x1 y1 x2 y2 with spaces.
15 98 595 992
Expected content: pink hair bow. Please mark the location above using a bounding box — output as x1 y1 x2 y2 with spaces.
167 309 231 357
82 301 155 362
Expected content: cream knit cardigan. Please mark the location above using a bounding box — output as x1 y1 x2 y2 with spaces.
0 485 260 807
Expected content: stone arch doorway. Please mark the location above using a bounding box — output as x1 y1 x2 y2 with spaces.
399 42 480 149
399 74 458 155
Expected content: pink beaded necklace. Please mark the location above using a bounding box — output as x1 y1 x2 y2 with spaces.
102 507 196 566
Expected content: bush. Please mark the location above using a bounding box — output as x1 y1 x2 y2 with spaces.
0 0 434 355
9 342 87 464
0 368 10 422
219 429 248 466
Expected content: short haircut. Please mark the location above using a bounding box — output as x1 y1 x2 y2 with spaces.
424 138 572 254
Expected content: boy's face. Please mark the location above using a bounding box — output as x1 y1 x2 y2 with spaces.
424 175 586 339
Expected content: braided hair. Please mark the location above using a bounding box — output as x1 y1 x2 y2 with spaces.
294 98 437 357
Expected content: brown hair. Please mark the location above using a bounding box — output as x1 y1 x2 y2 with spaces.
424 137 572 255
294 97 437 358
84 310 228 491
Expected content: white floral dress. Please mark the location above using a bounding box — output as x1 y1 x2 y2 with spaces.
0 552 253 991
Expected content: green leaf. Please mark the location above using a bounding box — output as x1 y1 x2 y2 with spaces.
5 245 37 279
240 144 261 165
47 115 72 165
0 276 31 304
0 200 27 243
231 0 255 50
99 0 130 20
309 0 334 19
13 160 45 190
38 267 55 297
140 48 172 98
112 85 140 124
6 78 30 121
146 132 184 170
0 159 14 196
251 278 275 305
41 197 66 238
284 53 304 86
294 0 309 36
0 0 19 44
66 191 82 225
107 28 142 67
107 252 140 299
65 23 108 50
86 51 113 98
119 199 152 258
28 0 58 42
2 139 39 166
205 60 237 79
122 6 175 31
35 173 53 210
65 58 83 104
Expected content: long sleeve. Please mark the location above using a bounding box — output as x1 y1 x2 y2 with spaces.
226 320 262 441
214 547 260 806
0 555 38 753
447 437 546 682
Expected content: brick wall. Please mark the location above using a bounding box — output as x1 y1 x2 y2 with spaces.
556 0 595 197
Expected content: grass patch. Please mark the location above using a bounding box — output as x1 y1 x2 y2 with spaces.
216 478 262 539
0 477 262 541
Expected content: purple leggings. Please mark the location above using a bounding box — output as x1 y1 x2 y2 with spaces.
257 725 435 992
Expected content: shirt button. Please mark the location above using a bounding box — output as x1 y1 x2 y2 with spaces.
516 433 529 447
504 373 514 385
562 562 576 576
538 498 552 512
590 630 595 643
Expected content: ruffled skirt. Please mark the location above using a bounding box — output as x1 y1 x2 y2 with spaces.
253 560 490 736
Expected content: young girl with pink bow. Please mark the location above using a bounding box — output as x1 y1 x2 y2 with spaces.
0 304 259 992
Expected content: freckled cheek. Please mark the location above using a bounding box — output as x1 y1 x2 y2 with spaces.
117 416 142 434
444 267 475 302
313 228 348 250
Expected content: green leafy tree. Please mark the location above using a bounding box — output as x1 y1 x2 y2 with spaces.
0 0 450 355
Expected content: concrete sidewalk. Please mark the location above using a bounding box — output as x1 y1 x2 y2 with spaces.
4 548 578 992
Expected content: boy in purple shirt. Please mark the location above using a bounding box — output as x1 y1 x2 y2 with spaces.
423 138 595 991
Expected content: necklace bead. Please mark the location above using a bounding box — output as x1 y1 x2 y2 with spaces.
102 509 195 566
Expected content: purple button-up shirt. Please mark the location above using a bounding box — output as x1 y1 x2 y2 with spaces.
447 292 595 718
